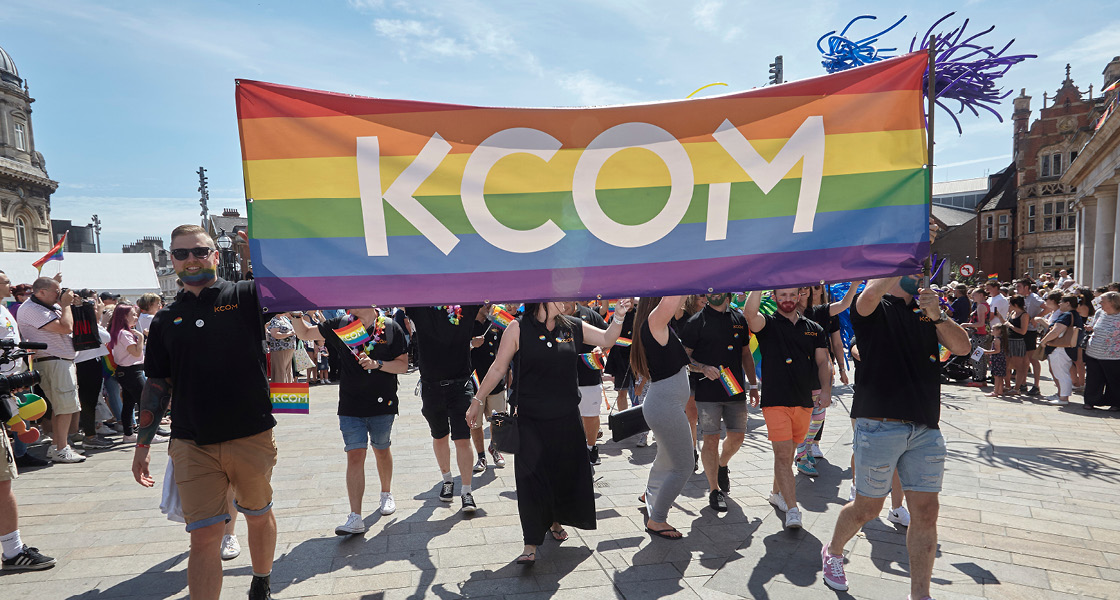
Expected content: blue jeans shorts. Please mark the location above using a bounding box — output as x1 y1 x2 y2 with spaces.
853 418 946 498
698 401 749 435
340 414 395 451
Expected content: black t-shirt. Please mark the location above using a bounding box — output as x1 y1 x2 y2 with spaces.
470 320 506 393
510 315 582 420
319 315 407 417
405 305 484 382
604 310 634 378
392 308 410 339
950 296 971 324
639 320 690 382
752 313 827 408
145 279 275 445
1008 313 1025 339
850 293 941 428
679 306 749 403
573 304 607 387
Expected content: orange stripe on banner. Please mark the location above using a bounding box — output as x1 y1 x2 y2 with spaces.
237 90 922 161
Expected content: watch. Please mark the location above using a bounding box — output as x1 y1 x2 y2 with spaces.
931 310 949 325
375 359 383 370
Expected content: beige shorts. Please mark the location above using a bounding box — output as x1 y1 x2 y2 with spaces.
168 428 277 532
36 359 80 415
1 429 17 482
482 391 508 421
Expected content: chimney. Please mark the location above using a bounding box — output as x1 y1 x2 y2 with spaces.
222 208 240 217
1105 56 1120 90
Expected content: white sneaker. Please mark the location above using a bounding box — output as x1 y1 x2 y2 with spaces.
96 423 116 436
379 492 396 515
53 446 86 463
636 432 648 447
122 434 138 443
220 534 241 560
152 434 169 444
848 486 857 502
888 506 911 527
1047 396 1070 406
334 512 367 535
768 491 789 512
785 507 803 529
810 443 824 459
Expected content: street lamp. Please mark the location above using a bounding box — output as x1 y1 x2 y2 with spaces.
216 230 233 281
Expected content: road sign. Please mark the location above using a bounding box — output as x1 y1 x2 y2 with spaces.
959 263 975 277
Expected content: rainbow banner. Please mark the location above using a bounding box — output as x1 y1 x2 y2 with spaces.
580 352 606 370
237 53 930 309
614 337 632 347
270 382 310 414
33 232 66 274
101 353 117 378
332 319 369 350
487 306 515 330
719 366 745 396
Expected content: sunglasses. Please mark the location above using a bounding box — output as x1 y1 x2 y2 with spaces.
170 247 215 260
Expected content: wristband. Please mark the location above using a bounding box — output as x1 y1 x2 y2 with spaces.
749 384 759 390
136 444 150 449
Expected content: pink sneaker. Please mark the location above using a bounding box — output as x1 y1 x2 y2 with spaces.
821 543 848 591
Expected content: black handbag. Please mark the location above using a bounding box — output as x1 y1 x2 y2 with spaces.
490 411 519 454
71 302 102 351
608 403 649 443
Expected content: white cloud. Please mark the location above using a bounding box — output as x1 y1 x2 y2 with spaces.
557 71 638 106
691 0 741 42
346 0 384 11
374 18 476 59
1055 21 1120 64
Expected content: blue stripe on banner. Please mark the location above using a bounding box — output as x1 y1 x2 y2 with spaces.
250 204 928 279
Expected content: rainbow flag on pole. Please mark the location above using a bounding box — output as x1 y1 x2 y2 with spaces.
270 382 310 414
719 366 745 396
32 232 66 274
580 352 606 370
237 53 930 309
614 337 632 347
332 319 370 350
487 306 515 330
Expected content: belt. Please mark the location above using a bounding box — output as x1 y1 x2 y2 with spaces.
35 356 72 363
422 377 470 387
864 417 913 423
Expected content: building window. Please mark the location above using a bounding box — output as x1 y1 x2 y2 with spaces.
1028 204 1036 218
998 225 1009 238
1068 214 1076 229
999 214 1009 224
1052 153 1063 175
1055 257 1064 266
1043 258 1052 268
986 215 993 226
15 217 27 250
13 122 27 151
1041 155 1051 177
1071 150 1078 164
1027 258 1035 271
985 226 993 240
1055 201 1066 214
1028 219 1036 233
1044 202 1054 215
1055 217 1063 230
1044 217 1053 231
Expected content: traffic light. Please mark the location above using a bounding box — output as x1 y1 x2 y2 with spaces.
768 56 783 85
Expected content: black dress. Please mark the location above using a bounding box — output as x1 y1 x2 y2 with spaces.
511 314 596 545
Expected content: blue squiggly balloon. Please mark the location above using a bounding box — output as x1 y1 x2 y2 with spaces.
817 15 907 74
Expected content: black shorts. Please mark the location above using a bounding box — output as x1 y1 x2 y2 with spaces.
1025 331 1038 352
420 378 473 441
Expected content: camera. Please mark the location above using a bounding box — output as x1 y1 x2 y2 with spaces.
0 370 40 397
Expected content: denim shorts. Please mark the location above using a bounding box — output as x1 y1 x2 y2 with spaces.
698 401 749 435
339 414 395 451
852 418 946 498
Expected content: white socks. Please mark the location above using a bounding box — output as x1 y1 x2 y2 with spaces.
442 471 454 483
1 529 22 560
461 484 472 495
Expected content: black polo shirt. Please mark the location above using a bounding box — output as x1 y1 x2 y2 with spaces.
319 315 407 417
752 312 827 408
145 279 275 445
470 319 506 393
850 293 941 428
680 305 749 403
405 305 484 382
573 304 607 387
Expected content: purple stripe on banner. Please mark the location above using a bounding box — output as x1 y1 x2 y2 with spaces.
273 407 309 414
252 242 927 311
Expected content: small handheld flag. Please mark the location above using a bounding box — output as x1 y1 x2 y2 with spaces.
580 352 606 370
32 232 66 274
718 366 744 396
271 382 310 414
333 319 370 350
471 370 481 390
487 306 515 330
101 353 118 378
939 345 952 363
606 300 617 319
987 273 999 281
614 337 632 347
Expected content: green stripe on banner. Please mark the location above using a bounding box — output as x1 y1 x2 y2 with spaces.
249 168 926 240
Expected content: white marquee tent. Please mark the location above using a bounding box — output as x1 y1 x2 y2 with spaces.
0 252 159 298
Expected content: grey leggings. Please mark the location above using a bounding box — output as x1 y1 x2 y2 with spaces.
643 367 693 523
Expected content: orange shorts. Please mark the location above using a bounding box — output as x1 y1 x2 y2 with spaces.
168 428 277 532
762 406 813 442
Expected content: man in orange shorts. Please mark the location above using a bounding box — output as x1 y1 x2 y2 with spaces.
744 288 831 530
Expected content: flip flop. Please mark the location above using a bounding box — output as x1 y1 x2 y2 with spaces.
515 552 536 566
550 528 568 542
646 527 683 540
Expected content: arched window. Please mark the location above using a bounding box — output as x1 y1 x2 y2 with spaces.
15 216 27 250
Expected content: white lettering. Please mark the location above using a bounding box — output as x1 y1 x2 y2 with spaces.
461 128 566 253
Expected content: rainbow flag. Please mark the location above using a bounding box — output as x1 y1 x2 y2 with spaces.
332 319 369 349
101 353 117 378
487 306 515 329
580 352 606 370
939 345 952 363
719 366 745 396
606 300 617 320
236 53 930 309
470 370 481 390
270 382 310 414
987 273 999 281
749 331 762 380
32 232 66 274
614 337 632 347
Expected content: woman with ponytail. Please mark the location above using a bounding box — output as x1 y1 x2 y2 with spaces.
631 296 691 539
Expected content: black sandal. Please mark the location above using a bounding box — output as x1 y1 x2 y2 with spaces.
645 526 683 540
550 528 568 542
516 552 536 566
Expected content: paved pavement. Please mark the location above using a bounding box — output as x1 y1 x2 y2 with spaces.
3 369 1120 599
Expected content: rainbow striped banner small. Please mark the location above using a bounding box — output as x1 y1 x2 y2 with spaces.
719 366 744 396
488 306 515 330
33 232 66 274
614 337 632 347
606 300 618 320
271 382 310 414
471 370 481 390
101 353 118 378
332 319 369 349
237 53 930 309
580 352 606 370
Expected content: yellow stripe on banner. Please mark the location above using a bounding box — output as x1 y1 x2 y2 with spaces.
244 129 925 201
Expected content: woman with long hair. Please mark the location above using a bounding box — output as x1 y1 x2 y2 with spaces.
672 294 705 461
108 302 165 443
468 299 631 565
631 295 691 539
1006 295 1029 393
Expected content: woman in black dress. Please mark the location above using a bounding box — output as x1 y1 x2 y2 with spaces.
468 299 632 565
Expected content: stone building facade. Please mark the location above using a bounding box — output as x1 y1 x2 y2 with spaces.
0 45 57 253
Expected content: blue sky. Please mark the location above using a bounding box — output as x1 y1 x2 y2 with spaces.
3 0 1118 253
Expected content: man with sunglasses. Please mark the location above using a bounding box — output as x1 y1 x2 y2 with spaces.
131 224 277 600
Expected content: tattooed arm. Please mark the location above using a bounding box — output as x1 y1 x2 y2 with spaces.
131 376 172 487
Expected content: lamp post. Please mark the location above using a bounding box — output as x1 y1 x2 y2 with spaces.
216 229 233 281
